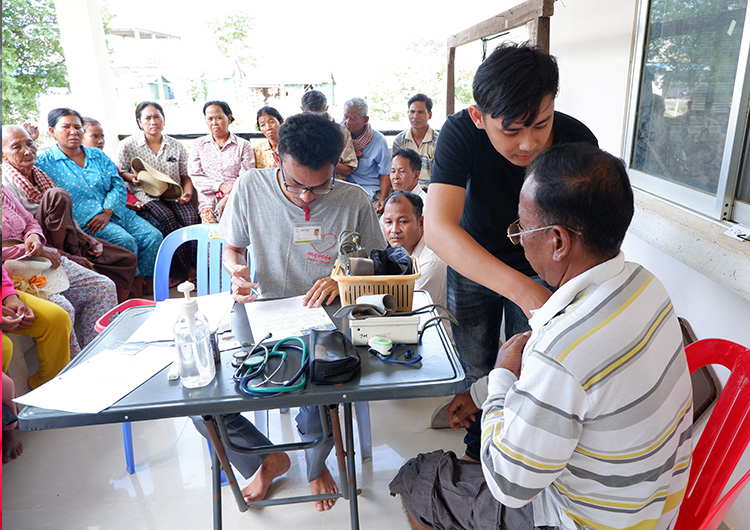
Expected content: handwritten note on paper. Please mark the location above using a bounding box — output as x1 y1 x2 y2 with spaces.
244 295 335 341
724 224 750 242
14 343 175 414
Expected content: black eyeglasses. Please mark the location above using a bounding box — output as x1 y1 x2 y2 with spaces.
506 219 582 245
280 160 335 196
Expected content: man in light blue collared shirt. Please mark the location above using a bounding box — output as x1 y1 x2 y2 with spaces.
342 97 391 214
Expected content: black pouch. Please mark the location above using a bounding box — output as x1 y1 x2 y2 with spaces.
309 329 360 385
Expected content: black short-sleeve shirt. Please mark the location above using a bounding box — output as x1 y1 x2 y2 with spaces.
430 109 598 276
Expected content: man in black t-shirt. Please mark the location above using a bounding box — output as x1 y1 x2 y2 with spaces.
424 42 598 460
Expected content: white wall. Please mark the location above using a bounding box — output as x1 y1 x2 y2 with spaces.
551 0 638 155
547 1 750 527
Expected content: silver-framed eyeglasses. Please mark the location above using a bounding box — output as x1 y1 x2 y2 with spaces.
280 161 335 196
507 219 582 245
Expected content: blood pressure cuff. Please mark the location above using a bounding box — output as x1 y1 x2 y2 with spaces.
309 329 360 385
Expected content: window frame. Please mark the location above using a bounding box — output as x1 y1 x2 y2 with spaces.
623 0 750 224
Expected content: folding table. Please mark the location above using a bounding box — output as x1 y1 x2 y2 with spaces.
18 291 466 529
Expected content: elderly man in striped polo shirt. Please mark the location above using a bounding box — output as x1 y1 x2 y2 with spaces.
391 143 693 530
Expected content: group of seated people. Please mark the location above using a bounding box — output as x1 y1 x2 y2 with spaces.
3 42 695 530
0 89 444 464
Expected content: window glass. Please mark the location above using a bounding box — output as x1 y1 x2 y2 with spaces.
632 0 747 195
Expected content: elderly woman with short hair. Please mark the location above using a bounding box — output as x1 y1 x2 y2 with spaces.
253 106 284 169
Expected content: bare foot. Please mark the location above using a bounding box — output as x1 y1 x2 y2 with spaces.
241 452 290 504
2 430 23 463
460 453 479 463
311 464 339 511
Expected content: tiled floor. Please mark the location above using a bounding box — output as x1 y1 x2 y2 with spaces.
3 396 465 529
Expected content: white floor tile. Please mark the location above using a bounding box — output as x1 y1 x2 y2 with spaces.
3 396 466 529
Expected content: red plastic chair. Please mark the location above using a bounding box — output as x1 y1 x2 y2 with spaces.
94 298 156 333
674 338 750 529
697 468 750 530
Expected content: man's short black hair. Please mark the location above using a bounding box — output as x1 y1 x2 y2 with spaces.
527 143 634 259
408 93 433 113
278 113 344 170
392 148 422 172
301 90 328 112
384 189 424 218
473 41 559 128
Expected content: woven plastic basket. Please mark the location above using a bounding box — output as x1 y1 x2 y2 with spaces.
331 257 420 312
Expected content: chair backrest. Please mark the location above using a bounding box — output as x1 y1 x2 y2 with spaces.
153 224 233 302
674 338 750 528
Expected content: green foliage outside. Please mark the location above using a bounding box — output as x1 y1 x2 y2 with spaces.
365 39 475 126
207 11 255 68
2 0 69 124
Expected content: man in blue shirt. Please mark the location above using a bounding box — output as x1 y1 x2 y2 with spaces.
342 97 391 214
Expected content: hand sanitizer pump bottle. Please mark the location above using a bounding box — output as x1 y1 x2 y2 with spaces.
174 281 215 388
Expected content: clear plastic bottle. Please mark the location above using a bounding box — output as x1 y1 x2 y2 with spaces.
174 281 216 389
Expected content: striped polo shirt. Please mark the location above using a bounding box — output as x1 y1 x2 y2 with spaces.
480 252 693 530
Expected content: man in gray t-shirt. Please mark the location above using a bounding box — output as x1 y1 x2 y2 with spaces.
204 113 385 511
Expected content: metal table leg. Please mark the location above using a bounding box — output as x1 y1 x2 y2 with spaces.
343 402 360 530
204 415 248 530
211 449 222 530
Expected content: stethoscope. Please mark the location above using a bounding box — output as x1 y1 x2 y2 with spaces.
232 334 308 396
369 343 422 366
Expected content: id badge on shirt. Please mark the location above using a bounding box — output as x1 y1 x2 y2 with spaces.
294 224 323 244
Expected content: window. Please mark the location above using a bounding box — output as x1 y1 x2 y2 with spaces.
625 0 750 224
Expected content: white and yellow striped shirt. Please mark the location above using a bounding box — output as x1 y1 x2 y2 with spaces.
481 252 693 530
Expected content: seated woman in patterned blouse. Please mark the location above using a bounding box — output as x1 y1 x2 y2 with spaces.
189 101 256 224
116 101 199 281
253 106 284 169
2 185 117 359
35 108 163 292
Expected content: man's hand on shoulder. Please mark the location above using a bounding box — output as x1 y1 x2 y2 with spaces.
303 277 339 308
493 331 531 378
512 279 552 318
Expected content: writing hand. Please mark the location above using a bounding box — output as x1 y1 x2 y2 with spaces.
223 261 259 303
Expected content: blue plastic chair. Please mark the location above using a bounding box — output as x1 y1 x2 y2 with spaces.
153 223 233 302
121 224 236 474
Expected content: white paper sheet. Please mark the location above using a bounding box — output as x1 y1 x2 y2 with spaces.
126 291 234 343
244 295 336 341
14 343 176 414
724 223 750 242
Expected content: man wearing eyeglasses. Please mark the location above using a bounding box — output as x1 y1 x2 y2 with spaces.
392 143 693 530
425 43 598 457
202 112 385 511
